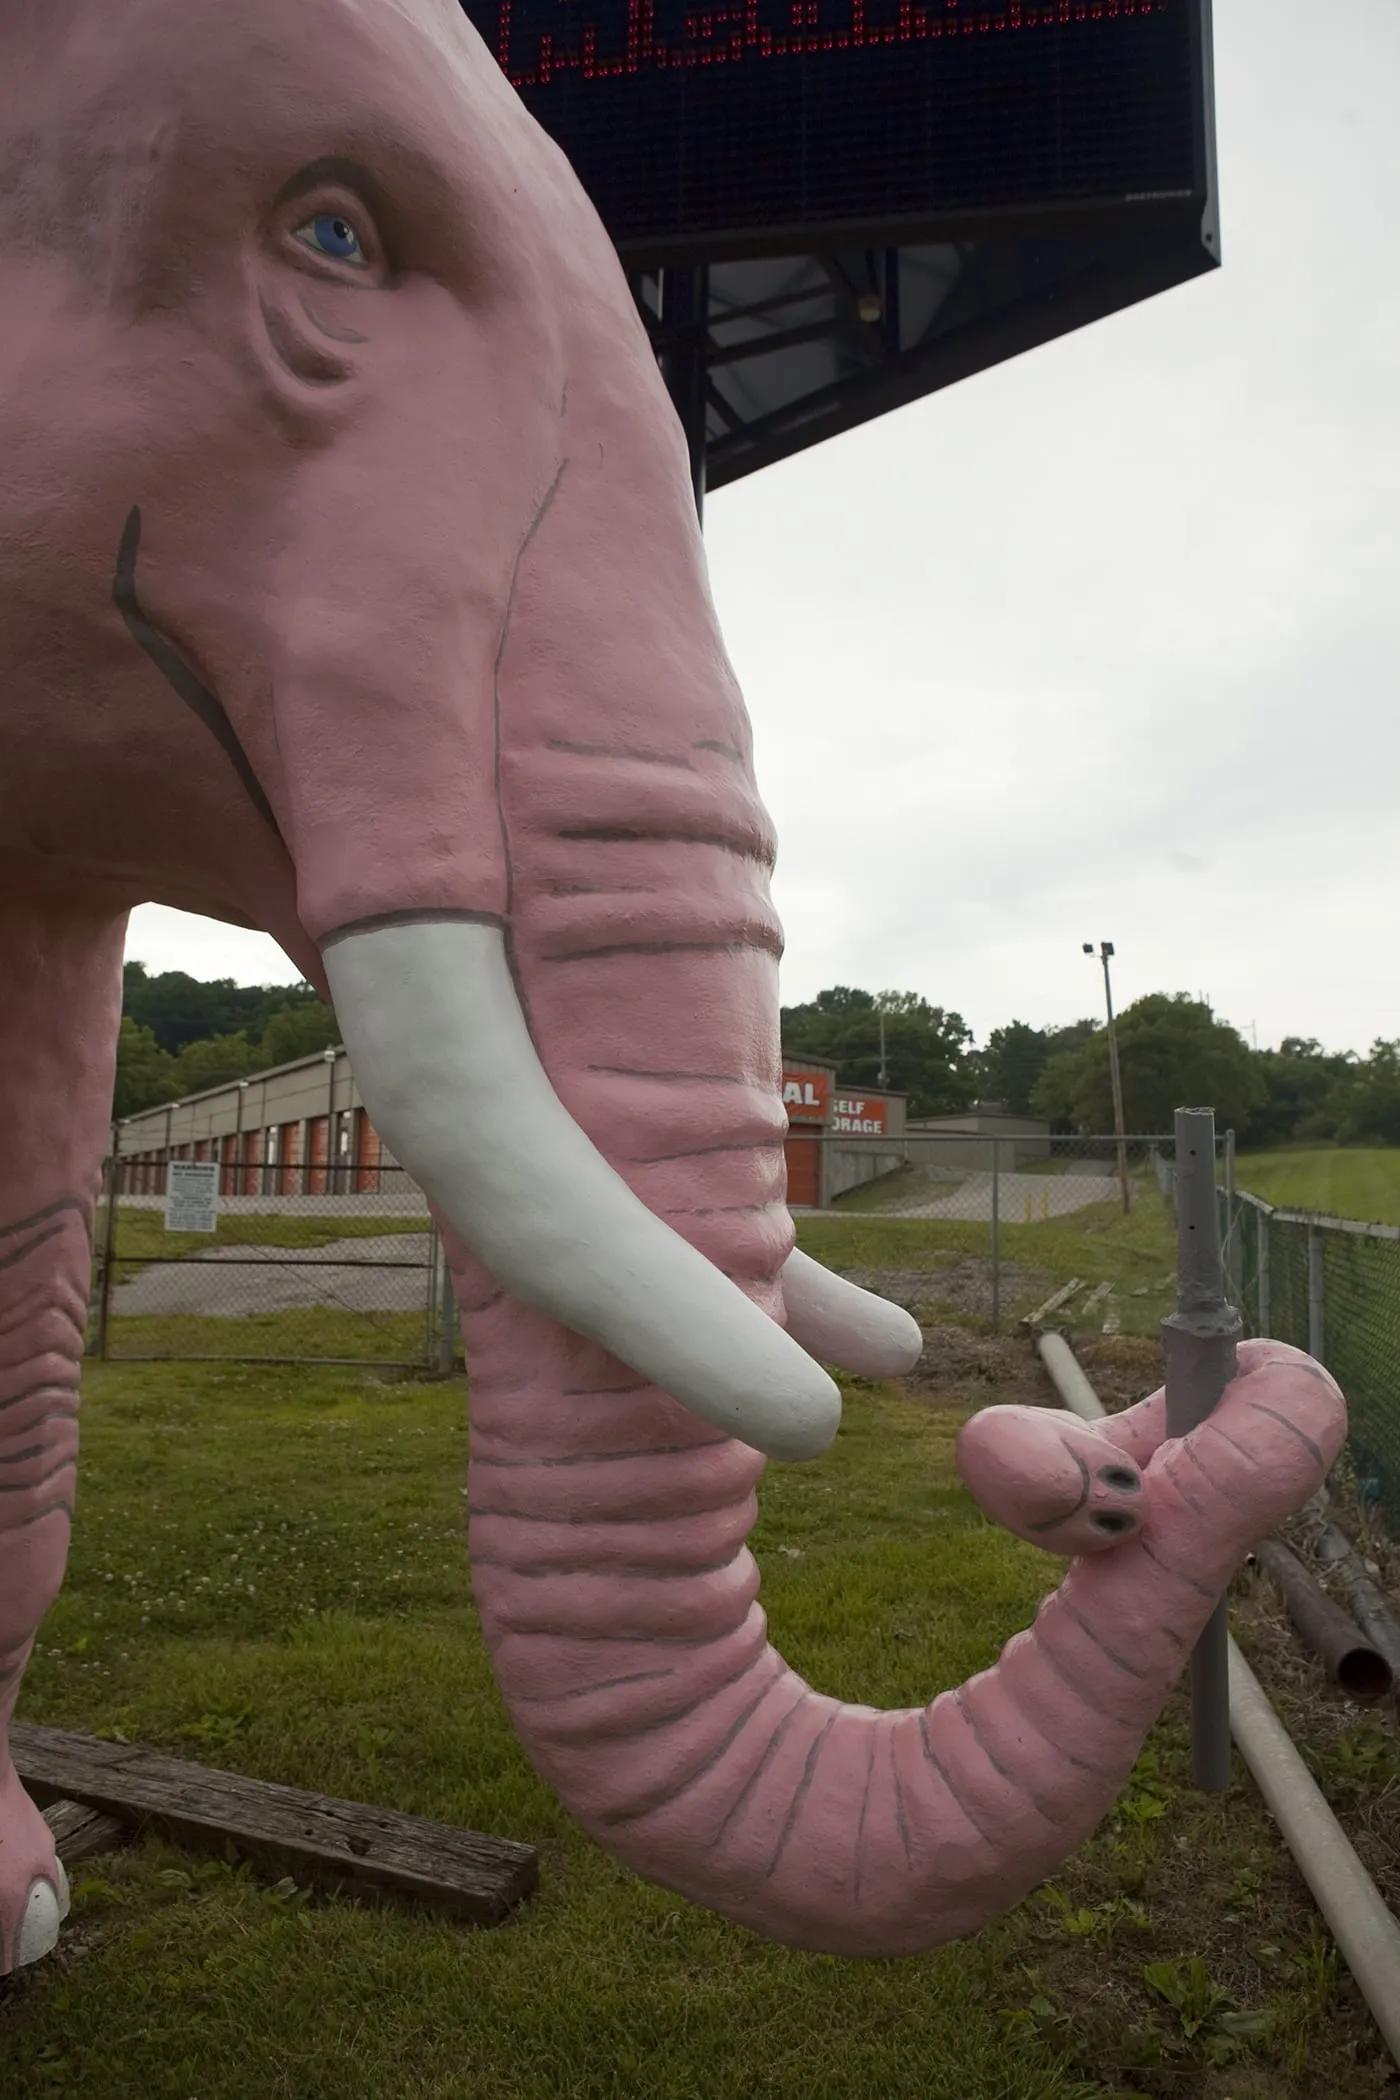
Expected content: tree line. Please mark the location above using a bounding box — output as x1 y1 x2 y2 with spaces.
114 963 1400 1150
114 963 339 1117
780 985 1400 1150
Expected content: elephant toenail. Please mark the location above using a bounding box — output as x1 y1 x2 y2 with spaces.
14 1860 70 1968
1097 1466 1139 1492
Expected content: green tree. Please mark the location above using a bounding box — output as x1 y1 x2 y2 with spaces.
977 1017 1098 1115
259 998 340 1067
1028 1045 1089 1133
112 1017 180 1118
170 1030 260 1096
1246 1036 1358 1148
781 986 974 1118
123 961 327 1054
1030 993 1265 1137
1339 1040 1400 1146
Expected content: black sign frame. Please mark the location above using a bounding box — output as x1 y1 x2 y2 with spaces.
458 0 1218 497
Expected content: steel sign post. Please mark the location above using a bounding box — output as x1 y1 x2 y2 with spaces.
1161 1105 1241 1792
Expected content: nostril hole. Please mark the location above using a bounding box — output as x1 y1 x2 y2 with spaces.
1097 1466 1140 1492
1092 1511 1136 1534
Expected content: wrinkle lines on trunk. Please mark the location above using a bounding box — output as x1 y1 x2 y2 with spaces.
593 1657 790 1829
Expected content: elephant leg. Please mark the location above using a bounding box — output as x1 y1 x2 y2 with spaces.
0 890 125 1975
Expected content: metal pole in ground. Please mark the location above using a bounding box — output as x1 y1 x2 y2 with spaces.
96 1123 120 1361
990 1137 1001 1336
436 1239 457 1377
1161 1105 1241 1791
1084 940 1130 1213
1308 1224 1326 1363
1224 1126 1237 1302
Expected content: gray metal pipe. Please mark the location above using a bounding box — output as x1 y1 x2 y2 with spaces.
1033 1328 1400 2072
1161 1106 1241 1791
1251 1537 1392 1700
1310 1523 1400 1681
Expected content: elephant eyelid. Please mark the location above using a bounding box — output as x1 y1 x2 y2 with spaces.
271 160 392 279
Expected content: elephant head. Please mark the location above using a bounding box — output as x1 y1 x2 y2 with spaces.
0 0 1345 1969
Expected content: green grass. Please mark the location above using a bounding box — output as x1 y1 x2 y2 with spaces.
796 1187 1179 1337
5 1357 1393 2098
102 1307 436 1366
1234 1148 1400 1227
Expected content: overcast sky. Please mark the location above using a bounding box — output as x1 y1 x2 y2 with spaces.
125 0 1400 1060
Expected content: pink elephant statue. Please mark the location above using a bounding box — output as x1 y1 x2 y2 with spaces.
0 0 1345 1976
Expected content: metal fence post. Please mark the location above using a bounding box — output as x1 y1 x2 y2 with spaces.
1224 1127 1237 1303
1257 1206 1271 1337
1308 1223 1325 1363
432 1230 457 1376
96 1125 119 1361
990 1138 1001 1335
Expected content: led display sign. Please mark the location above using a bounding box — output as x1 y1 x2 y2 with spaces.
463 0 1207 260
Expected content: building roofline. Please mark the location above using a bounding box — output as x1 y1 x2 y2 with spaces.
117 1043 349 1123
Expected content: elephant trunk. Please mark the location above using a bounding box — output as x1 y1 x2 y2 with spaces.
461 1287 1340 1956
326 922 1343 1955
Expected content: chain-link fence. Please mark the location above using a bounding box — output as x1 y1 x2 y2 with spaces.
793 1129 1197 1337
93 1126 1183 1364
90 1156 457 1373
1152 1150 1400 1547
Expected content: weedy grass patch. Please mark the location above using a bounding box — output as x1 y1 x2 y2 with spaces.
796 1184 1180 1337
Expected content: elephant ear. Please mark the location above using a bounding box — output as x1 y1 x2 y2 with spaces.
779 1248 923 1377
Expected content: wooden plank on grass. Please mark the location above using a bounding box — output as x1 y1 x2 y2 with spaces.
1019 1277 1084 1330
42 1797 132 1867
12 1722 537 1927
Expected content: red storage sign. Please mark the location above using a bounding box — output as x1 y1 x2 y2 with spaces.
832 1095 888 1135
781 1070 830 1123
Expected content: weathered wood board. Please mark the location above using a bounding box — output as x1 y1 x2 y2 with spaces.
42 1797 132 1866
13 1722 537 1926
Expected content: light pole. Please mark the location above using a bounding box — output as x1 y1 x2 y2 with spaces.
1084 941 1131 1214
235 1078 250 1199
323 1045 338 1194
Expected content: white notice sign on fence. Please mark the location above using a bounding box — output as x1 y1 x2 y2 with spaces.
164 1161 220 1234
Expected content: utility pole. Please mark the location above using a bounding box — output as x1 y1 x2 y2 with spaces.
877 1006 888 1088
1084 940 1131 1214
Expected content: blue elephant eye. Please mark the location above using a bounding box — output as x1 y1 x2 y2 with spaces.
295 212 367 265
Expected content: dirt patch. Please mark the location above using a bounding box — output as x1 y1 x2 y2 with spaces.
835 1256 1052 1327
1070 1330 1166 1412
903 1326 1168 1419
903 1325 1055 1411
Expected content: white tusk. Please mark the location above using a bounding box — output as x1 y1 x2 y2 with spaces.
780 1248 924 1377
321 918 841 1461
